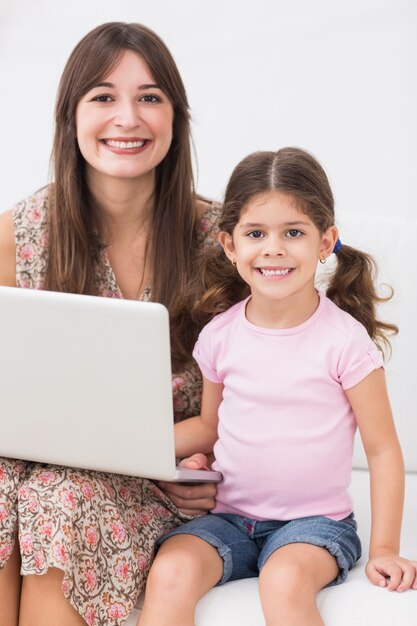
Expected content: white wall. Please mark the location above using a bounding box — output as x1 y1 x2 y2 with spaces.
0 0 416 217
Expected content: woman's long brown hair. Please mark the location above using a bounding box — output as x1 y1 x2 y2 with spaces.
46 22 201 369
193 147 398 355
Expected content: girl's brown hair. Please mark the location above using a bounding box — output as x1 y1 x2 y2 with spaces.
46 22 200 369
194 147 397 354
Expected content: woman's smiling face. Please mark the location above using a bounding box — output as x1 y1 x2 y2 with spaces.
75 49 174 186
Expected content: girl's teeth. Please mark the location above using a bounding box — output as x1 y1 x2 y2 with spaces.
105 140 145 149
260 268 291 277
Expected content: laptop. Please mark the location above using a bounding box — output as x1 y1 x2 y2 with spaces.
0 286 221 483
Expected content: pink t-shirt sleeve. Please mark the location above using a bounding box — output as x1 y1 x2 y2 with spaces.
338 323 384 390
193 326 223 383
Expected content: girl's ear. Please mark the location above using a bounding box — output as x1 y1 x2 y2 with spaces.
319 225 339 259
218 231 236 264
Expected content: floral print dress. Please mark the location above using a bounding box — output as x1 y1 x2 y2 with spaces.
0 186 220 625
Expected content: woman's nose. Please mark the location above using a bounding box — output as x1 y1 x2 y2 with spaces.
114 100 140 128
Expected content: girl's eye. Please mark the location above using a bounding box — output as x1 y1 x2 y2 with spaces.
92 95 113 103
139 94 161 103
248 230 264 239
286 229 303 238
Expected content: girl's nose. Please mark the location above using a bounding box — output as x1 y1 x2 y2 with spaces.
262 238 286 256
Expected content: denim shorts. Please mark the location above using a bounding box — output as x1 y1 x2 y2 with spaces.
156 512 362 587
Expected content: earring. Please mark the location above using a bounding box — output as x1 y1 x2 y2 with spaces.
231 258 237 266
319 257 327 264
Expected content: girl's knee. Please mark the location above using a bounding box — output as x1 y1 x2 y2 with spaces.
147 545 202 593
260 544 338 599
260 556 304 598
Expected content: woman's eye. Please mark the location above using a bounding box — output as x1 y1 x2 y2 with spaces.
286 229 302 238
248 230 264 239
93 95 113 103
140 94 161 103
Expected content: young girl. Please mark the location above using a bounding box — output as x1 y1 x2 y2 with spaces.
137 147 417 626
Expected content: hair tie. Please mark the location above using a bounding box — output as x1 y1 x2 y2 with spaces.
333 239 342 254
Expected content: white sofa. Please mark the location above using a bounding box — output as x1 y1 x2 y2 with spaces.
127 211 417 625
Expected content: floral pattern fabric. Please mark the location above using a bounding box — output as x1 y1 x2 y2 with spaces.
0 187 221 625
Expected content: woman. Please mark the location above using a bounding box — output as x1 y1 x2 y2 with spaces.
0 22 219 626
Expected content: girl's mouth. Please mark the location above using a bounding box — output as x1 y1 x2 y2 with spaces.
258 268 293 277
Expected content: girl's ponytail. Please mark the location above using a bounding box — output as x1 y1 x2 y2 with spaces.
326 244 398 354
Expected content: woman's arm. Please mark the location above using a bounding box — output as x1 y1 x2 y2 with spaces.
346 368 417 591
174 376 223 459
0 210 16 287
157 377 222 515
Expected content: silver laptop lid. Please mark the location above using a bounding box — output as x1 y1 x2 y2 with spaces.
0 286 179 480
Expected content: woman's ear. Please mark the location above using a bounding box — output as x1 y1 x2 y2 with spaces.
218 231 236 264
319 225 339 259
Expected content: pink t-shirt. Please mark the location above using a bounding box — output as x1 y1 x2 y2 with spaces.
193 292 383 521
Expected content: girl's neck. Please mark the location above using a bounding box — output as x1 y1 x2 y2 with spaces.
246 288 320 330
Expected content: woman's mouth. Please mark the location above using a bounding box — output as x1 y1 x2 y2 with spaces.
103 139 146 149
100 138 150 153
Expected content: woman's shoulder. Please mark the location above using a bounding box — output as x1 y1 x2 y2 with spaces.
0 210 16 286
11 185 51 289
12 185 50 229
196 196 221 217
196 197 222 246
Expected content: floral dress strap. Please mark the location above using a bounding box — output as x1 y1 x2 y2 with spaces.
12 186 50 290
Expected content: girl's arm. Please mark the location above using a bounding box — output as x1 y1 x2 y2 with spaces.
346 367 417 591
174 376 223 459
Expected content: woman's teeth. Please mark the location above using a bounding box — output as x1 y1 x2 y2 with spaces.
105 140 146 149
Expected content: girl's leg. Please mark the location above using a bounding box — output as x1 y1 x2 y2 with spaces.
19 569 86 626
137 535 223 626
259 543 339 626
0 542 21 626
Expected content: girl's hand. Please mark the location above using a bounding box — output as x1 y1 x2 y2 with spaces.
178 453 211 470
157 453 217 516
366 556 417 591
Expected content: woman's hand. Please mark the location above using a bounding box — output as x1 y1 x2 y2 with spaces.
157 453 217 516
366 555 417 592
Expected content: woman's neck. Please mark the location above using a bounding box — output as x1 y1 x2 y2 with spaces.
86 168 155 242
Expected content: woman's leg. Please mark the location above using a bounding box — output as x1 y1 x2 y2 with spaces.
0 542 21 626
16 465 179 625
19 568 86 626
0 458 30 626
137 535 223 626
259 543 339 626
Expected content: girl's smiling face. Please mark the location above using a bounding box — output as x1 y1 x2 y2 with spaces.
219 191 338 323
75 49 174 187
